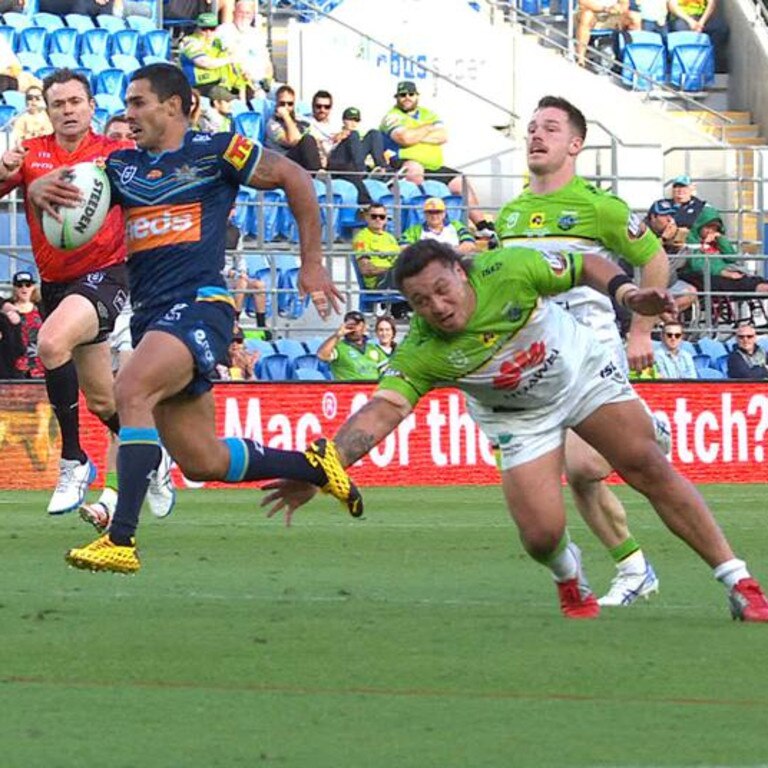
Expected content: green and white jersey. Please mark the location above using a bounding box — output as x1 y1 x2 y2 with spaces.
495 176 660 343
378 248 607 412
330 337 387 381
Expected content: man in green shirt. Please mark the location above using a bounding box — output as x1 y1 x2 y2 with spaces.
263 240 768 623
352 203 401 289
496 95 668 608
316 310 387 381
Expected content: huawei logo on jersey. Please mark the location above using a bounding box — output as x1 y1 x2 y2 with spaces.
125 203 201 254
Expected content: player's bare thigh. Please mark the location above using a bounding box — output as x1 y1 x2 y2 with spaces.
37 293 100 368
72 342 115 418
564 429 613 484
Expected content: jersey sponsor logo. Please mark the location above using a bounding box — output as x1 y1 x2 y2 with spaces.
120 165 138 185
174 163 200 183
529 212 545 228
481 332 498 347
502 302 523 322
192 133 212 143
540 251 568 276
224 134 255 171
493 341 547 390
503 211 520 229
557 213 578 231
146 169 163 180
627 211 646 239
125 203 202 254
85 270 105 285
447 349 469 369
30 161 54 170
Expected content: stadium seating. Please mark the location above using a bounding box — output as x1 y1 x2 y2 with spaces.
294 368 327 381
110 28 141 57
293 353 329 377
2 12 30 32
94 92 125 116
48 51 80 70
17 50 47 75
667 30 714 92
0 104 17 129
244 337 277 358
1 89 25 112
257 353 294 381
380 180 421 233
0 25 16 50
233 110 263 142
274 337 308 359
329 178 361 238
96 14 126 33
314 178 342 241
141 29 171 60
79 52 110 74
350 253 406 315
32 12 65 32
64 14 95 33
110 53 141 73
126 15 158 35
48 26 79 56
698 366 725 379
80 27 110 57
18 26 48 55
362 178 389 204
277 266 310 319
95 68 128 99
621 32 666 90
696 337 728 360
302 337 324 354
692 353 711 375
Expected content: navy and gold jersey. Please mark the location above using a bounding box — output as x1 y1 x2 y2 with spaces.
105 130 262 312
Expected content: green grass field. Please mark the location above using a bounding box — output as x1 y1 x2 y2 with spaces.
2 484 768 768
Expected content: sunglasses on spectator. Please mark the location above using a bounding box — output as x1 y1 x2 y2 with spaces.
15 280 33 287
26 94 42 101
664 332 682 339
397 92 416 97
278 100 294 106
738 333 756 339
368 213 387 220
313 103 331 110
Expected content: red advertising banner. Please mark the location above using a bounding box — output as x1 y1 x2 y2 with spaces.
0 380 766 489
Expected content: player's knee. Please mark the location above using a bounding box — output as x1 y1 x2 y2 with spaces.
37 331 69 369
615 442 668 491
520 527 563 561
84 393 115 421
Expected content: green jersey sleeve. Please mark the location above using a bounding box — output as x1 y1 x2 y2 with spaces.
596 194 661 267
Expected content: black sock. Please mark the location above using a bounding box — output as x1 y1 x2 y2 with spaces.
109 430 162 545
256 312 266 328
100 412 121 436
224 438 325 485
45 361 86 463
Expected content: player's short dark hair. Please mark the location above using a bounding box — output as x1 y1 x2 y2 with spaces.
130 63 192 117
536 95 587 141
42 68 93 104
394 240 472 290
104 113 129 132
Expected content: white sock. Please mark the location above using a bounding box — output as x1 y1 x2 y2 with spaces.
96 486 118 514
617 549 647 575
548 541 579 582
713 559 750 590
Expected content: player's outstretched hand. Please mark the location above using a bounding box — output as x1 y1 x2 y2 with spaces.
28 167 83 222
261 478 319 527
0 144 26 178
299 261 343 319
625 287 677 322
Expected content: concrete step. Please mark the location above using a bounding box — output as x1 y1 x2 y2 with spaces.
726 136 767 146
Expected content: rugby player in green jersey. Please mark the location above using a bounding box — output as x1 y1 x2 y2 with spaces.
263 240 768 622
496 96 667 607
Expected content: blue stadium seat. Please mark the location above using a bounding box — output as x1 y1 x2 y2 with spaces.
243 252 270 275
35 66 57 81
94 92 125 116
713 354 730 375
692 353 711 375
80 27 110 56
2 12 30 31
244 336 276 356
48 26 79 55
233 110 263 142
110 52 141 73
17 50 47 74
49 51 80 70
294 368 327 381
293 353 326 374
95 68 128 99
313 177 342 241
260 189 285 242
621 38 666 90
274 338 307 359
303 337 323 354
96 14 126 33
140 53 166 65
380 179 421 232
273 253 300 272
757 336 768 354
699 366 725 380
109 28 140 57
64 13 95 33
2 89 24 112
680 339 697 356
277 267 309 319
331 178 361 238
696 337 728 360
0 104 17 129
79 52 110 73
0 25 16 51
18 26 48 55
257 353 294 381
421 179 451 199
32 12 65 32
667 31 714 91
232 187 254 232
229 98 249 117
141 28 171 59
362 177 389 204
126 15 158 34
350 253 406 315
251 265 275 316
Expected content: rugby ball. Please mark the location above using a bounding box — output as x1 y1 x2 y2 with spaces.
42 162 111 250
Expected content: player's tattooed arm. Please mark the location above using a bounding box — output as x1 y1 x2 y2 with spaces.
246 147 284 189
334 392 412 466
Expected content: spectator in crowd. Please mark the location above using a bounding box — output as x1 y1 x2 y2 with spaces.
215 0 273 99
640 0 671 34
669 174 711 230
179 12 251 98
352 203 400 289
222 213 267 330
264 85 321 171
8 270 44 379
645 198 697 313
336 107 392 174
374 315 397 357
400 197 477 255
189 88 208 131
204 84 236 132
678 209 768 296
574 0 641 68
10 86 52 144
216 326 259 381
163 0 234 24
727 323 768 379
103 113 133 142
0 0 24 14
380 80 494 235
0 295 24 379
0 35 39 94
316 309 387 381
668 0 729 72
655 321 698 378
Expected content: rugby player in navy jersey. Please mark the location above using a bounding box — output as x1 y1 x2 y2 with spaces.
28 63 359 573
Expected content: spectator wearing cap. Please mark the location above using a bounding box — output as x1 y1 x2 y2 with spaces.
646 197 697 313
7 270 42 378
0 291 24 380
215 0 273 98
655 321 698 379
179 12 251 98
352 203 401 290
380 80 495 236
316 310 387 381
727 323 768 379
205 85 237 132
399 198 477 255
668 174 715 231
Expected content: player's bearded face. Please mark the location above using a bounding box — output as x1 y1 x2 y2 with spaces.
402 260 476 334
45 81 94 140
526 107 580 175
